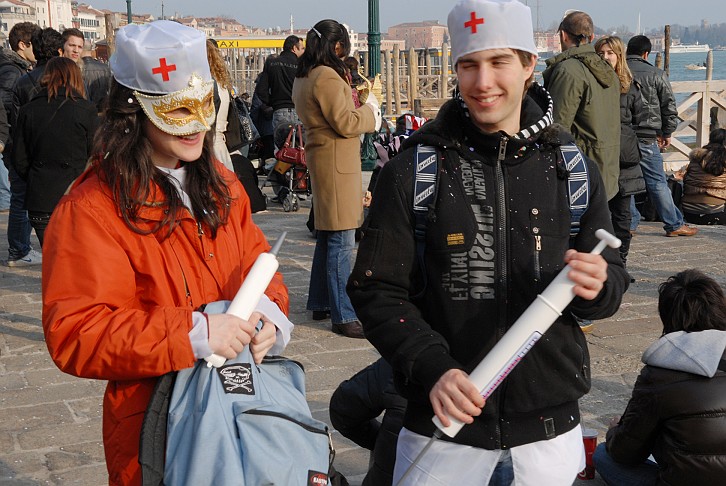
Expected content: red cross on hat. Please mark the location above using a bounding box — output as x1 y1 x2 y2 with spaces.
464 11 485 34
152 57 177 82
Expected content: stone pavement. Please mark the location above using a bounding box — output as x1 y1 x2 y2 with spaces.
0 179 724 485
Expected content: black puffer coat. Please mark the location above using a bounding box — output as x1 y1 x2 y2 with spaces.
605 330 726 485
618 81 646 196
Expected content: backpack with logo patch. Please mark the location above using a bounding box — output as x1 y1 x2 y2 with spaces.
411 141 589 294
139 302 333 486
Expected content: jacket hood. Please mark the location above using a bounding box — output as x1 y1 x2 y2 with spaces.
404 82 559 153
642 330 726 377
0 48 31 71
545 44 616 89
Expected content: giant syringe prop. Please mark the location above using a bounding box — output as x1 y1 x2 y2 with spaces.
204 232 287 368
394 229 620 486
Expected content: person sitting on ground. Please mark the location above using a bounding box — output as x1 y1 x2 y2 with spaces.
681 128 726 225
593 268 726 485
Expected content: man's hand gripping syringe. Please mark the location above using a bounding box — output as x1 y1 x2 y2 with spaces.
395 229 621 486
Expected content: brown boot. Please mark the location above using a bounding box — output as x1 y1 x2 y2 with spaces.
665 225 698 237
332 320 365 339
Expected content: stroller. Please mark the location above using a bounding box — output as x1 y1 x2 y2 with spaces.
265 124 311 212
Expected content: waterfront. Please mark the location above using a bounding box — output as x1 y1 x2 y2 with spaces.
661 50 726 81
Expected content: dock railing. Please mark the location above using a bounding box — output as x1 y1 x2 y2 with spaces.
223 41 724 172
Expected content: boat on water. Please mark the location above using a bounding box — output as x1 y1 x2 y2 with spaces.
685 63 707 70
668 42 710 54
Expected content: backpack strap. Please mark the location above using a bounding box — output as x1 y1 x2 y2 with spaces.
139 371 177 486
412 145 439 298
558 142 590 239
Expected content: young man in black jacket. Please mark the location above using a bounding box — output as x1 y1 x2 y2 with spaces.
348 0 629 483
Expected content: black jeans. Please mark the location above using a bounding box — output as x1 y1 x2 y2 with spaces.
608 193 633 266
28 211 52 248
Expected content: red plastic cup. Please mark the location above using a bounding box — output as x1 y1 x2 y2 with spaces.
577 428 598 480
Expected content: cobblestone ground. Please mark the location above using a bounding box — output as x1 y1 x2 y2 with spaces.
0 178 724 485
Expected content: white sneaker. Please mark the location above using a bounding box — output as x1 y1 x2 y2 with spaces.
7 249 43 267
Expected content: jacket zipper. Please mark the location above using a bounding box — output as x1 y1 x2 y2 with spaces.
534 234 542 282
494 134 509 449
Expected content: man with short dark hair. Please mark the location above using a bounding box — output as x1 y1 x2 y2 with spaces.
626 35 697 237
61 28 84 63
0 22 40 213
263 35 304 133
349 1 628 483
543 10 621 201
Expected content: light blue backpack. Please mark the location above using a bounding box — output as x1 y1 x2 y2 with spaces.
145 304 333 486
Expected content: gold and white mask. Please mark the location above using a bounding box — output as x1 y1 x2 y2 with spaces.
134 74 215 136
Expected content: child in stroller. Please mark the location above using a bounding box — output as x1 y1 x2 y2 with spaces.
265 124 312 212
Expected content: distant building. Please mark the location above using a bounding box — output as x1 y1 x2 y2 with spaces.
0 0 34 43
387 20 448 49
75 3 105 44
534 31 560 55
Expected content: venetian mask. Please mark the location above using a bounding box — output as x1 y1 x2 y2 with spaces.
134 73 215 136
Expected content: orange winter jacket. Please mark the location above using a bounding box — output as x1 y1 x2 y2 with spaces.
42 164 288 485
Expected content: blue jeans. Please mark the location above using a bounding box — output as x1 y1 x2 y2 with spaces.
7 164 31 260
630 139 684 232
307 229 358 325
272 108 300 140
593 443 658 486
0 155 10 209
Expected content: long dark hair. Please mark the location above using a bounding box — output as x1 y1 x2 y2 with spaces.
92 79 232 239
701 128 726 176
296 19 350 80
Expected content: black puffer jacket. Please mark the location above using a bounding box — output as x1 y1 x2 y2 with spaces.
618 81 646 196
0 48 31 114
605 330 726 485
349 84 629 450
626 56 679 138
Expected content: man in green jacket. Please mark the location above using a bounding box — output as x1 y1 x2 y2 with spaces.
543 10 620 201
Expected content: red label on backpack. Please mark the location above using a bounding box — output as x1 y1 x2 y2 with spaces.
307 470 328 485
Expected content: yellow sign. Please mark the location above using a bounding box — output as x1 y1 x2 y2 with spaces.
215 38 286 49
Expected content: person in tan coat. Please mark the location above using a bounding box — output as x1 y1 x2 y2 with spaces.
292 19 381 338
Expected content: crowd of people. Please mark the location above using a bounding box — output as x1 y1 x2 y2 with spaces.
0 1 723 484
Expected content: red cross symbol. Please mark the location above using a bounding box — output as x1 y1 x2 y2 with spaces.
464 11 485 34
151 57 177 82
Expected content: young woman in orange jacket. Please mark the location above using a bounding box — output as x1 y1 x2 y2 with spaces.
41 21 291 485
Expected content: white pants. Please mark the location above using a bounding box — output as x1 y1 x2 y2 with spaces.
393 425 585 486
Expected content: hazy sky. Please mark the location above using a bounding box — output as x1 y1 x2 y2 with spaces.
88 1 726 34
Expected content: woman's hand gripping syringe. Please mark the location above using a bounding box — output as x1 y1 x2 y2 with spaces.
430 229 620 436
204 232 287 368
